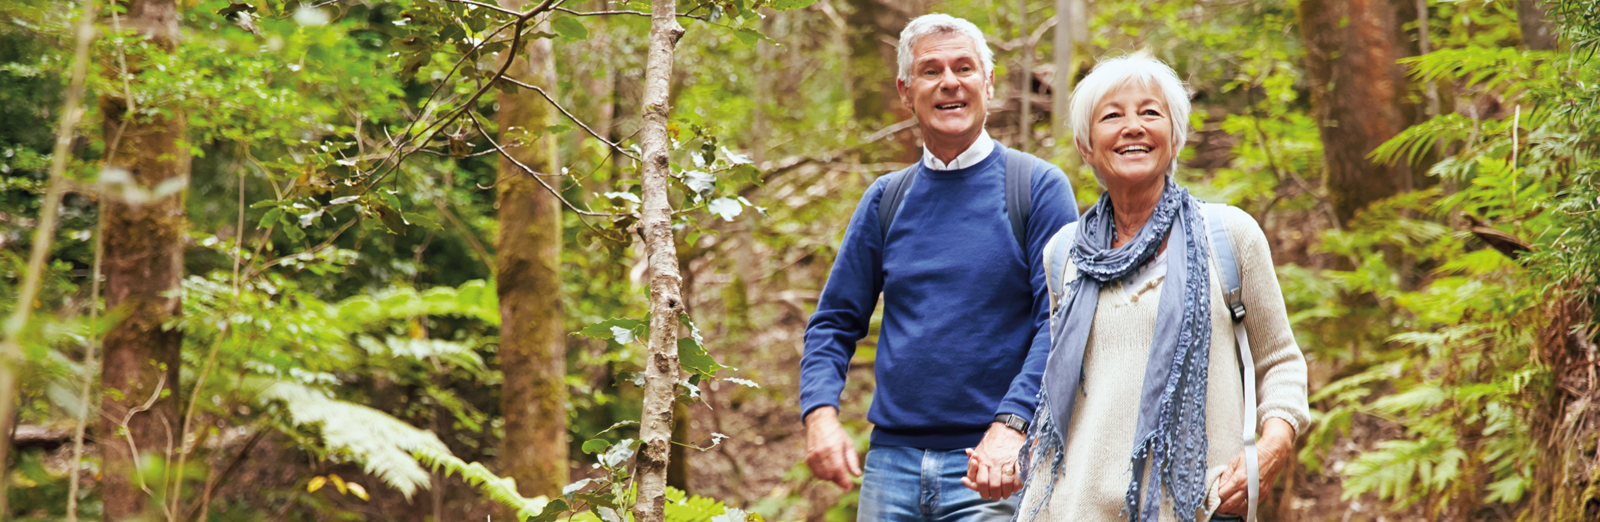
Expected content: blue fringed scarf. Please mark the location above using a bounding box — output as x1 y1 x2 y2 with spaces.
1017 177 1212 522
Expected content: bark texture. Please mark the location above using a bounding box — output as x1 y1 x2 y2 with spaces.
97 0 187 519
1517 0 1559 51
1051 0 1088 145
1297 0 1421 227
844 0 922 161
633 2 686 522
493 4 568 499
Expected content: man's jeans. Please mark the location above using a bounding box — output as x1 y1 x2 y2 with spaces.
857 444 1021 522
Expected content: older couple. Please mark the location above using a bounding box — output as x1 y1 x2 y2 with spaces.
799 13 1309 522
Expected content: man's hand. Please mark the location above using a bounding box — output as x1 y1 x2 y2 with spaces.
805 407 862 490
1214 418 1296 516
962 422 1026 500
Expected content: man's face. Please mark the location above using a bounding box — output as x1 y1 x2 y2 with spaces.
897 32 993 145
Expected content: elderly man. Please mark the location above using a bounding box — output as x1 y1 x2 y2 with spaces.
798 13 1080 521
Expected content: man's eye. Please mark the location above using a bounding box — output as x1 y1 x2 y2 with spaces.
923 69 939 76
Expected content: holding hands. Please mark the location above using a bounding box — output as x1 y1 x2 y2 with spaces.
962 422 1026 500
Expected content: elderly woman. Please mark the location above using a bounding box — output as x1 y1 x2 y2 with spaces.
1014 55 1310 522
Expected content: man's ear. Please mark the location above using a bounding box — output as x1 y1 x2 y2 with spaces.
896 78 912 112
985 70 995 99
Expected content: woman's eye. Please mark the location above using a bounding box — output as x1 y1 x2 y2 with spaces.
1100 112 1120 121
1142 109 1162 117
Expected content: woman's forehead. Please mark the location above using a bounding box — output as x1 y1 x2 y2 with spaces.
1096 80 1167 109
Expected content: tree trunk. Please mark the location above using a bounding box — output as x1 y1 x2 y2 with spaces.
1017 0 1032 153
844 0 921 161
1051 0 1088 149
632 2 685 522
97 0 187 519
1516 0 1559 51
494 3 568 500
1296 0 1421 227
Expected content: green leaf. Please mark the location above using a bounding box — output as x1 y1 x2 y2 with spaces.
258 208 282 228
677 337 724 379
552 17 588 41
732 28 762 48
581 439 611 454
529 498 570 522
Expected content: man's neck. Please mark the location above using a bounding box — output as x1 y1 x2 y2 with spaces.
924 129 983 164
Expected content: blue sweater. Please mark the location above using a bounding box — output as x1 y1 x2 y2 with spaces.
799 142 1079 449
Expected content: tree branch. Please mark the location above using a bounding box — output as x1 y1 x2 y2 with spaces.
496 76 640 161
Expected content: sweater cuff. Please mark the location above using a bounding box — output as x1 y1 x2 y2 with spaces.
1259 408 1305 438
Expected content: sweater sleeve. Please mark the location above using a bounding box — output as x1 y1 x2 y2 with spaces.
996 163 1080 422
1223 206 1312 435
798 176 891 420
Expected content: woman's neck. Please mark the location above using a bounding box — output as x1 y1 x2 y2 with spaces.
1108 175 1167 249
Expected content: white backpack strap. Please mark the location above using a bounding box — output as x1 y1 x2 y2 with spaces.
1203 203 1258 522
1042 222 1080 315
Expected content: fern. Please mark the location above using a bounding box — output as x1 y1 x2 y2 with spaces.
260 382 448 498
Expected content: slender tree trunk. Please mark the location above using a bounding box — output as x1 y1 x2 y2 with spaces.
844 0 920 161
494 3 568 500
98 0 187 519
1296 0 1420 227
633 1 685 522
1017 0 1031 153
1051 0 1088 153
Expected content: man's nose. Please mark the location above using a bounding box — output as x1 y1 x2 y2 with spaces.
938 69 962 90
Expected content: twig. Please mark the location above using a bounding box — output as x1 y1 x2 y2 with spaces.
114 373 168 499
0 0 97 512
364 0 560 191
463 111 619 220
552 6 707 20
244 217 360 280
496 77 639 161
65 183 105 522
186 427 268 522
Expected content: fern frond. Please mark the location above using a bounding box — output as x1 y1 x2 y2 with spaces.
261 382 448 498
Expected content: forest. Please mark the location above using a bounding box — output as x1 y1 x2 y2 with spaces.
0 0 1596 520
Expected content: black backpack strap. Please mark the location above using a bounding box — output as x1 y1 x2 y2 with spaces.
1004 148 1034 249
877 164 919 241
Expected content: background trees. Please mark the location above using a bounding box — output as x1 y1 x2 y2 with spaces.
0 0 1596 521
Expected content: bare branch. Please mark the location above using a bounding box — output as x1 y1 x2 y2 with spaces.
463 111 619 220
496 76 640 161
553 6 707 20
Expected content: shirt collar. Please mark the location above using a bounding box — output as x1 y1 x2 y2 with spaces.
921 130 994 171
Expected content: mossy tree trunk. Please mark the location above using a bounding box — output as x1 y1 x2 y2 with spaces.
493 2 568 501
97 0 187 519
633 1 685 521
1297 0 1423 228
844 0 922 161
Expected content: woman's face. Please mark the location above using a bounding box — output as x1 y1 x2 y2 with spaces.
1080 80 1175 191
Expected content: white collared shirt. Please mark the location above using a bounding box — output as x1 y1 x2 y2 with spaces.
921 130 995 170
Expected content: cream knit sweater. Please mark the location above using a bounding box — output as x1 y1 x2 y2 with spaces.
1020 205 1311 522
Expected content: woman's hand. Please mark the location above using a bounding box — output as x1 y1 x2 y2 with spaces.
1214 417 1296 516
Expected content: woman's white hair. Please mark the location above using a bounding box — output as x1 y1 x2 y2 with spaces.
1068 54 1192 180
896 14 995 84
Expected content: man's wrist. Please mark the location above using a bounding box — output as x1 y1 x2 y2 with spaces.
805 406 840 427
994 413 1029 434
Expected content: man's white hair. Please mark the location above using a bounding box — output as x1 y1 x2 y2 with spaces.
896 14 995 84
1068 54 1192 182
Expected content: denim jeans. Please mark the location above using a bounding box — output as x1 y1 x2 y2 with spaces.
857 444 1021 522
